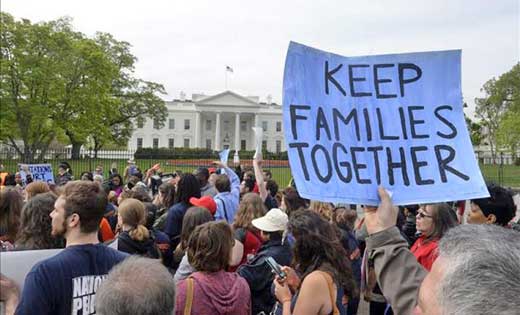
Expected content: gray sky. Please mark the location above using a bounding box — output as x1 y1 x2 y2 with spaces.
3 0 519 117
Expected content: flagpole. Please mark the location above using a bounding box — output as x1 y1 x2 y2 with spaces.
225 68 228 90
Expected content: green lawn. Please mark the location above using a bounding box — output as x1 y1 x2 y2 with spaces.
2 158 519 188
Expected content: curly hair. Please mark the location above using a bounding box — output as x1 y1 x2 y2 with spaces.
289 210 356 297
0 188 23 243
308 201 334 221
233 193 266 231
187 221 233 272
16 192 63 250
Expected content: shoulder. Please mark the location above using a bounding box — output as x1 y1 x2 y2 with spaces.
302 271 332 290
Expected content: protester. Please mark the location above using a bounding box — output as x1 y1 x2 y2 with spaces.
361 187 520 315
195 167 218 197
309 201 334 221
189 195 217 216
164 173 201 248
55 162 73 186
253 158 278 210
411 203 457 271
108 173 124 198
400 204 419 246
281 186 308 215
175 221 251 315
231 192 267 270
173 207 214 282
93 174 104 186
114 198 160 259
15 192 64 250
238 208 292 315
94 165 104 180
266 179 279 207
273 210 356 315
468 184 516 226
240 177 256 196
80 171 93 181
123 159 138 182
213 161 240 224
96 256 175 315
24 181 50 201
153 181 176 230
0 188 23 245
2 181 127 314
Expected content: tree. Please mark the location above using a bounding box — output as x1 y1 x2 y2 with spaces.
475 63 519 163
0 12 167 161
496 111 520 161
464 114 483 146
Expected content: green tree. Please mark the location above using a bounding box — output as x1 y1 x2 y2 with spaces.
496 111 520 161
464 114 483 146
0 12 167 161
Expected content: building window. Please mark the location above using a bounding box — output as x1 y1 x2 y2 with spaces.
169 119 175 129
206 120 212 131
241 121 247 132
206 139 212 150
241 140 247 151
168 138 174 149
262 121 268 132
137 120 144 129
184 138 190 148
276 140 281 153
262 140 267 151
137 138 143 149
184 119 190 130
153 119 160 129
153 138 159 149
276 121 282 132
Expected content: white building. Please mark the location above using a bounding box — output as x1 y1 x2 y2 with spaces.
129 91 285 153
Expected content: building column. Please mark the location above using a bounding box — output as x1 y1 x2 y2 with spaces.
234 113 241 151
254 114 259 127
194 111 201 148
214 112 221 151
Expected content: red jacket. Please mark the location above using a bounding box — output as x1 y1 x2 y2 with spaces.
410 235 439 271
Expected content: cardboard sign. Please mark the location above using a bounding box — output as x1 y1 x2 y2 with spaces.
283 42 489 205
18 164 55 187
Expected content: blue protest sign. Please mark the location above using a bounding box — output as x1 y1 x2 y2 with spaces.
18 163 55 187
283 42 489 205
219 149 230 165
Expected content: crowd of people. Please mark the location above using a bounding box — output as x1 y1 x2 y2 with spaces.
0 157 519 315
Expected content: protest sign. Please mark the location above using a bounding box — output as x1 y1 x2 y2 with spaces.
219 149 230 165
18 163 55 187
283 42 489 205
252 127 264 160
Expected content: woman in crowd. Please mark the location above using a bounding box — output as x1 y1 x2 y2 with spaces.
273 210 356 315
175 221 251 315
24 181 50 201
15 192 64 250
108 174 124 198
411 203 457 271
164 174 201 248
153 182 176 231
281 187 308 216
173 206 214 283
309 201 334 221
80 171 93 181
115 198 160 259
231 192 267 270
0 188 23 246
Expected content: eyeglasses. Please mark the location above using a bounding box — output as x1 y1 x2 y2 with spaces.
417 211 433 219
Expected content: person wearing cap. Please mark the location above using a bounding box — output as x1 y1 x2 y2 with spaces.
468 184 516 227
237 208 292 315
194 167 218 198
189 196 217 216
55 162 73 186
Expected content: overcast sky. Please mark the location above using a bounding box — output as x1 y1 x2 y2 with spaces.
3 0 519 117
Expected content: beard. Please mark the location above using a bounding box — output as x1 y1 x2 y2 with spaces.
51 219 68 237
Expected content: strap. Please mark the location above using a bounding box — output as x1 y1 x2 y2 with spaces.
316 271 339 315
184 277 194 315
216 197 229 222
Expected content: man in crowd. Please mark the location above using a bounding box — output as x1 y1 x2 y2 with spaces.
362 187 520 315
468 184 516 226
194 167 217 197
96 256 175 315
213 161 240 224
2 181 127 315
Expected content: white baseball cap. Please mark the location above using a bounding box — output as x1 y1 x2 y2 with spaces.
252 208 288 232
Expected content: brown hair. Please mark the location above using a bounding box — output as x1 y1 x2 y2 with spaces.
282 187 308 215
0 188 23 243
16 192 63 250
309 201 334 221
233 193 266 230
215 174 230 193
331 206 357 231
62 181 107 234
159 182 175 208
25 181 50 200
421 203 457 242
118 198 149 242
179 207 214 251
187 221 234 272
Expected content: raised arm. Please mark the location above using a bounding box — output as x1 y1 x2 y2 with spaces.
252 159 268 202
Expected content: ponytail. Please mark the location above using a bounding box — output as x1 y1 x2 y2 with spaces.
129 224 150 242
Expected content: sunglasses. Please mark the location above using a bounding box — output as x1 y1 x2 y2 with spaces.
417 211 433 219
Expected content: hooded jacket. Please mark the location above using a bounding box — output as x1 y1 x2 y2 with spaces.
175 270 251 315
117 230 160 259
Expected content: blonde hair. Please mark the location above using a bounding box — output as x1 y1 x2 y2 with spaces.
118 198 149 241
25 181 50 200
233 193 267 230
308 200 334 221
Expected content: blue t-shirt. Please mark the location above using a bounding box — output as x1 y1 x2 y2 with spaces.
16 243 127 315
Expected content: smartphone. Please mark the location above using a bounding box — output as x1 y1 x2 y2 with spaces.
266 257 286 279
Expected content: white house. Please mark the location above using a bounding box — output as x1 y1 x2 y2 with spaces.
129 91 285 153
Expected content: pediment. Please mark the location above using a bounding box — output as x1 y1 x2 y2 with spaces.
195 91 259 107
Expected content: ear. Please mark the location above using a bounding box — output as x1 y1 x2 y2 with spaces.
486 214 497 224
68 213 81 229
